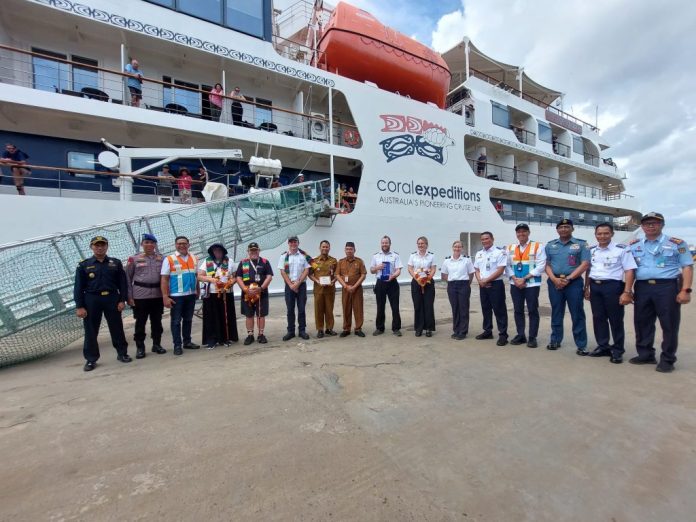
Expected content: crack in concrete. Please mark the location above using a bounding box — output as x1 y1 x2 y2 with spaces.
321 360 406 369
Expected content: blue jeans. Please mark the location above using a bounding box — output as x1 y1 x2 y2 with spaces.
284 282 307 333
547 278 586 348
170 294 197 347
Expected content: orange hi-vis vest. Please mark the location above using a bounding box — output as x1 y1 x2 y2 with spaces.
166 253 198 295
508 242 541 283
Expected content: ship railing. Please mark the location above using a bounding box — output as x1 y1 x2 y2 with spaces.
470 159 633 201
511 126 536 145
494 207 639 232
0 178 331 367
0 44 361 148
468 67 599 132
553 141 571 158
584 152 600 167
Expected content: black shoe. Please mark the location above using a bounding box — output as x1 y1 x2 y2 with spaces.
183 342 200 350
656 361 675 373
299 331 310 340
425 330 432 338
451 333 457 339
83 361 96 372
496 337 508 347
257 334 267 344
317 330 325 339
244 335 255 346
136 348 146 359
589 347 611 357
576 348 589 356
610 355 623 364
372 329 384 336
510 335 527 345
283 332 296 341
173 346 183 356
117 354 132 363
527 338 538 348
546 342 560 350
455 334 467 340
354 330 365 338
475 332 493 340
325 330 338 336
152 345 167 354
393 330 402 337
415 330 422 337
629 356 657 365
339 331 351 338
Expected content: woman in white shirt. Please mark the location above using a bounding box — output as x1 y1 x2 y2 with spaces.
407 236 437 337
441 240 475 340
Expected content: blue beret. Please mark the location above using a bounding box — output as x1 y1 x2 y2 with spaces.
142 233 158 243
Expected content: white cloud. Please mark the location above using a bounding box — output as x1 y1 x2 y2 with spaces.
430 0 696 242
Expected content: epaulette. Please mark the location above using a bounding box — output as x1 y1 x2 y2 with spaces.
445 255 451 259
282 251 288 255
411 251 417 254
393 251 399 255
628 238 640 245
590 244 598 250
669 237 684 245
616 244 626 248
428 251 434 255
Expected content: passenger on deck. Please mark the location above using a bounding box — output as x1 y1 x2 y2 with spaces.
1 143 30 195
194 166 208 202
156 164 174 199
124 58 143 107
230 86 244 126
271 178 282 188
209 83 224 121
495 200 503 214
476 153 487 176
177 167 193 204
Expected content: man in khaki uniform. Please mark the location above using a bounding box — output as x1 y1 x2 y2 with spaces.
336 241 367 338
309 240 338 338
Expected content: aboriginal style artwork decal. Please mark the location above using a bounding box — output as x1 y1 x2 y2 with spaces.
379 115 455 165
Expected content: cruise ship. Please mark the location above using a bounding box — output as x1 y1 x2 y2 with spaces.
0 0 642 364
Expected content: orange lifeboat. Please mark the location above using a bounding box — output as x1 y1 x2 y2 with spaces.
317 2 451 108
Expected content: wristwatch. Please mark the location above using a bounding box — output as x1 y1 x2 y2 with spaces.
684 288 693 293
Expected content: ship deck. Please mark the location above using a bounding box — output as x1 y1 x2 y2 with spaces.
1 286 695 520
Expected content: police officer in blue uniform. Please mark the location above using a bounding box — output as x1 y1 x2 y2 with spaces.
74 236 131 371
628 212 693 373
544 219 591 354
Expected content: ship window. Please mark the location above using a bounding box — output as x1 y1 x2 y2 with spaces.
563 211 570 219
32 48 69 92
179 0 222 24
572 135 583 154
545 209 553 219
592 215 598 221
163 76 201 115
67 151 96 178
253 97 273 127
72 56 98 92
491 102 509 128
503 204 512 215
226 0 265 38
526 207 534 218
538 122 552 143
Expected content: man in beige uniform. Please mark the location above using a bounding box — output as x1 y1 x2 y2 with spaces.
309 240 338 338
336 241 367 338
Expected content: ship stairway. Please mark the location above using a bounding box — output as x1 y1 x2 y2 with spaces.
0 179 331 367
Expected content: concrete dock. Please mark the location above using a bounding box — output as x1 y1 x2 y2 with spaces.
1 285 695 521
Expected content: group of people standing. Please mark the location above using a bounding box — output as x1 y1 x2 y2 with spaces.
73 211 692 374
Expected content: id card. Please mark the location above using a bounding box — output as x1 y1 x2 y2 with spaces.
568 254 577 267
254 274 261 282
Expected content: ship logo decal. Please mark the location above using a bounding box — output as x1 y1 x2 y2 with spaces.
379 115 454 165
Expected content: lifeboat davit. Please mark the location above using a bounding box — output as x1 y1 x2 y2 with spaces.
317 2 451 108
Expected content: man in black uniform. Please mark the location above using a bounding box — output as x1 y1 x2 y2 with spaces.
74 236 131 371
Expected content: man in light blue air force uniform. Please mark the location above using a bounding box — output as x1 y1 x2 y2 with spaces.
628 212 693 373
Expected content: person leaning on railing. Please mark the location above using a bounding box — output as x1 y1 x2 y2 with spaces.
124 58 143 108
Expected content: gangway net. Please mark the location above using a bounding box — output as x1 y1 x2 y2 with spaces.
0 180 330 367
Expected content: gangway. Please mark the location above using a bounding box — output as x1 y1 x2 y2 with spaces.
0 179 331 367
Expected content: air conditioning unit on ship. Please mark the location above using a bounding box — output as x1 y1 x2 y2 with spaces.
309 112 328 141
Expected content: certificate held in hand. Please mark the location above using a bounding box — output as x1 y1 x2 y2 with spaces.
380 261 391 281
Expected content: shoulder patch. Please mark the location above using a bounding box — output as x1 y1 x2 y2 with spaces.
669 237 684 245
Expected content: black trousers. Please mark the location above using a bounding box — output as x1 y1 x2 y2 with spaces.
231 102 243 125
133 297 164 347
284 282 307 333
375 279 401 332
447 280 471 336
411 280 435 332
634 279 681 363
589 279 625 355
82 293 128 362
510 285 540 339
480 279 507 337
